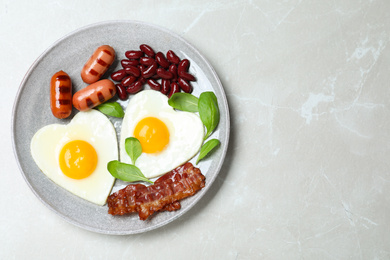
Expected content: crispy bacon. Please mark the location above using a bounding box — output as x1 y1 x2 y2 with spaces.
107 162 206 220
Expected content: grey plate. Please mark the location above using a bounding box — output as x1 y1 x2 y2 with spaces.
11 20 229 235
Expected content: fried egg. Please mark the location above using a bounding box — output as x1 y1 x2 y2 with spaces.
120 90 204 178
30 109 117 205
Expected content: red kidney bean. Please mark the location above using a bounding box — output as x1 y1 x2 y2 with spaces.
121 75 137 87
139 57 155 66
155 52 170 68
156 68 173 79
126 80 144 94
116 45 197 95
115 84 128 100
177 59 190 73
140 44 155 57
168 82 180 98
124 66 141 77
169 64 178 81
139 77 147 84
125 50 143 59
167 50 180 64
178 71 196 81
141 62 158 78
138 64 146 74
151 73 161 80
121 59 139 67
178 77 192 93
161 79 171 95
110 69 127 82
147 79 161 91
177 59 196 81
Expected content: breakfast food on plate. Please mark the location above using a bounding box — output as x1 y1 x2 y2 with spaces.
30 109 118 205
81 45 115 84
30 42 217 221
50 70 72 119
107 162 205 220
72 79 116 111
119 90 204 179
110 44 196 100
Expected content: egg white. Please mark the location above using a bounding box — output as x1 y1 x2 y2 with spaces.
120 90 204 179
30 109 118 205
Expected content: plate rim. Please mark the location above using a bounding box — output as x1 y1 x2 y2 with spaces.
11 20 230 235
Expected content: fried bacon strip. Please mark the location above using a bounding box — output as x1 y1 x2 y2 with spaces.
107 162 206 220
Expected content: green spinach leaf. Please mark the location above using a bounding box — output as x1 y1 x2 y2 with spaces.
96 102 124 118
125 137 142 164
107 160 153 183
198 92 219 140
168 93 199 112
196 139 220 163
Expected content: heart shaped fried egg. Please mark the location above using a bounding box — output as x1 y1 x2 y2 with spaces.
120 90 204 178
30 109 117 205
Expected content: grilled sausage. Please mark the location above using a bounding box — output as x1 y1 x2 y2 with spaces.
50 70 72 119
72 79 116 111
81 45 115 84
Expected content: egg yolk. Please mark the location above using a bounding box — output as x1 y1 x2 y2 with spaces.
133 117 170 154
59 140 98 179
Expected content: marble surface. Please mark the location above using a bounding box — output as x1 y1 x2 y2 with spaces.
2 0 390 259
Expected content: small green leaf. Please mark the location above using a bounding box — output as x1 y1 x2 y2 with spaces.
168 93 199 112
107 160 153 183
198 92 220 140
96 102 124 118
196 139 220 164
125 137 142 164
